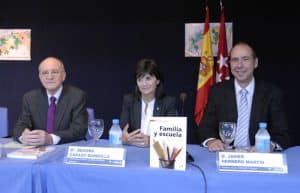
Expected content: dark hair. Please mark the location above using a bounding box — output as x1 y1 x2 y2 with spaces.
134 58 166 99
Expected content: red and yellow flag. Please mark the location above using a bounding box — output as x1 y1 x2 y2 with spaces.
194 6 214 126
216 4 230 82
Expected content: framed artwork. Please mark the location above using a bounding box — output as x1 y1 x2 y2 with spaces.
0 29 31 61
185 23 233 57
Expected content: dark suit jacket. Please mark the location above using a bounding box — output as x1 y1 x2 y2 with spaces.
14 84 88 144
197 79 290 149
120 94 177 132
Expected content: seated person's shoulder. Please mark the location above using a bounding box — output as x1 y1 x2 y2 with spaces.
257 80 284 94
23 88 44 99
124 93 134 98
214 79 232 89
159 95 177 107
161 95 176 102
65 85 86 96
123 93 136 102
207 80 233 95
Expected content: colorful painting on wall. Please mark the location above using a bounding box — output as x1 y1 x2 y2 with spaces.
0 29 31 61
185 23 232 57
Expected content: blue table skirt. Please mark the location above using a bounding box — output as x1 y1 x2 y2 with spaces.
1 139 299 193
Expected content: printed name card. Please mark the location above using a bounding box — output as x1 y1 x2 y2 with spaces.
149 117 187 171
217 151 288 174
64 146 126 167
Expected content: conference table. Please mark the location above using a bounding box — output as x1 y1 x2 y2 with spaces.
0 138 299 193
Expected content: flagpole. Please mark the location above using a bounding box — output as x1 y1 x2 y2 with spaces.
216 0 230 82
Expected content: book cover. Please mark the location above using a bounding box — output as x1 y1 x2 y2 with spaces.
6 146 55 159
149 117 187 171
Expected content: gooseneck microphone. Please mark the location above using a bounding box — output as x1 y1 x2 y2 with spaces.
179 92 187 115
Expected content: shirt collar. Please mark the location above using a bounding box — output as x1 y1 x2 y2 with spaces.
47 85 63 103
234 78 255 95
142 98 155 106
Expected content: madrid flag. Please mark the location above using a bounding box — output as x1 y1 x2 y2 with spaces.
216 4 230 82
194 6 214 126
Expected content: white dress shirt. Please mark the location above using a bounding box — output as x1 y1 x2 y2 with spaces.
234 78 255 114
141 99 155 135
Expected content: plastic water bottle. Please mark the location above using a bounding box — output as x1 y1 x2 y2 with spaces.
255 122 271 153
109 119 122 146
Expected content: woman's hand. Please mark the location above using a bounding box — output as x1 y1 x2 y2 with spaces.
122 124 149 147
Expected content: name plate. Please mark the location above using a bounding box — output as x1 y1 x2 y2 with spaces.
64 146 126 167
217 151 288 174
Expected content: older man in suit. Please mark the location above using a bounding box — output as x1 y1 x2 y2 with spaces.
198 42 290 151
14 57 88 145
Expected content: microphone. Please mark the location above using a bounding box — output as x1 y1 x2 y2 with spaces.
179 92 187 115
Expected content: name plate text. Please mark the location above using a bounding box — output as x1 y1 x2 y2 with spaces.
217 151 288 174
64 146 126 167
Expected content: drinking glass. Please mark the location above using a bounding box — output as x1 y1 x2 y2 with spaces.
88 119 104 146
219 122 236 150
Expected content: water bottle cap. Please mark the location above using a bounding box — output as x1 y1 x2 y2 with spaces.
112 119 119 124
259 122 267 128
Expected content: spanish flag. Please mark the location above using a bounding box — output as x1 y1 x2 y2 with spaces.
194 6 214 126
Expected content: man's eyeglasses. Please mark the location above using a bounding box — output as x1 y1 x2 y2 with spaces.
40 70 63 76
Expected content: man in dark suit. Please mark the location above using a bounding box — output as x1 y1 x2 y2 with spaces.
198 42 289 151
14 57 88 145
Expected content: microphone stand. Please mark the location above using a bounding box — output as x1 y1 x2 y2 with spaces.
179 92 187 115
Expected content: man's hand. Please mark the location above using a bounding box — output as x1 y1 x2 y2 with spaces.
207 139 225 152
20 128 53 146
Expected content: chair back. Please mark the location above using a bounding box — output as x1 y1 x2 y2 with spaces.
0 107 8 137
86 107 95 139
87 107 95 121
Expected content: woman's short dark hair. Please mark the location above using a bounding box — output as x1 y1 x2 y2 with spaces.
134 58 166 99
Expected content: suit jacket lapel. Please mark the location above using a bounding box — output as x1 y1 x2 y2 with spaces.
226 80 238 122
133 98 141 129
249 81 264 137
153 99 162 116
38 89 48 130
54 87 68 130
